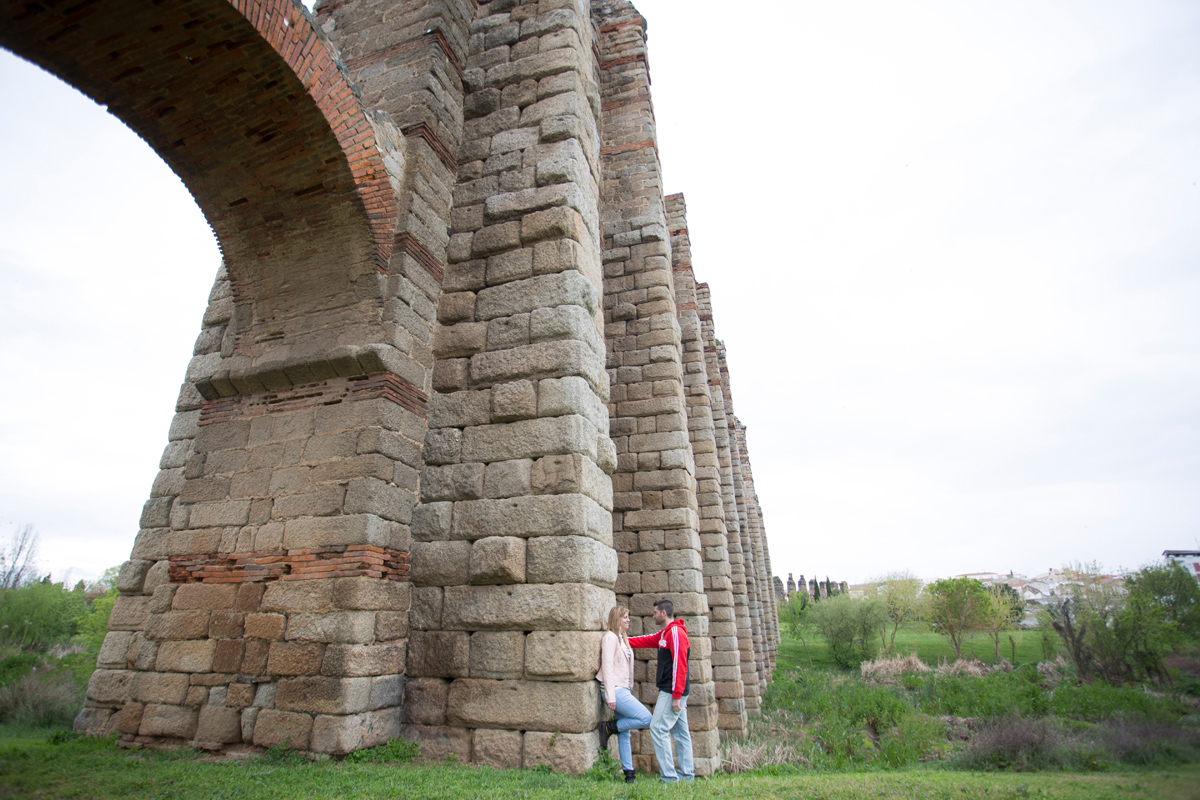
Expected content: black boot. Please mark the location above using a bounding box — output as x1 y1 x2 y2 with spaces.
598 719 617 750
624 769 637 783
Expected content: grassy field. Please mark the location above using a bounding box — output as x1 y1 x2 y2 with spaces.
1 621 1197 799
784 621 1050 671
2 726 1199 800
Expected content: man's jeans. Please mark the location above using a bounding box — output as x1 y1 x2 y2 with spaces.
613 687 652 771
649 690 694 781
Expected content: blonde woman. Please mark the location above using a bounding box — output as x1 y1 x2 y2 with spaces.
596 605 652 782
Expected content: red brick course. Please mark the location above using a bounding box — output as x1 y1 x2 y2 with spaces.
170 545 409 583
199 373 429 424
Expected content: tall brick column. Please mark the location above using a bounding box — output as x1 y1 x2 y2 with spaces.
593 0 719 775
404 0 616 773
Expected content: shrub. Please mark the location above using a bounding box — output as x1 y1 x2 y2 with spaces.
0 580 87 648
809 595 889 668
74 590 116 653
1094 717 1200 766
0 666 81 727
952 717 1075 771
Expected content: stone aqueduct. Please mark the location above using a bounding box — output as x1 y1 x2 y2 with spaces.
2 0 777 774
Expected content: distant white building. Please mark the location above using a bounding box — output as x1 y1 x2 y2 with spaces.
1164 550 1200 583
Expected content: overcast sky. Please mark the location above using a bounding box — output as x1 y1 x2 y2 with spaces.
2 0 1198 587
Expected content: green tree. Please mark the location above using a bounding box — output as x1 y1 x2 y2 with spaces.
1043 561 1172 684
0 580 87 648
866 571 926 656
1125 560 1200 640
779 591 813 666
75 590 117 653
926 577 989 659
979 584 1024 663
808 594 888 668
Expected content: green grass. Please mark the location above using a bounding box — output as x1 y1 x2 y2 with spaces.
785 622 1047 671
0 621 1195 798
1 727 1198 799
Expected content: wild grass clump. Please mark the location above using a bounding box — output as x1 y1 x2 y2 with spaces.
936 658 989 678
0 667 81 728
861 653 930 683
719 738 808 774
951 717 1080 771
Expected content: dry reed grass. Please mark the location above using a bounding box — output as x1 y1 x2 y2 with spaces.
861 653 931 682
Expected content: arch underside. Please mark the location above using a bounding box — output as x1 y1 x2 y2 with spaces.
0 0 397 368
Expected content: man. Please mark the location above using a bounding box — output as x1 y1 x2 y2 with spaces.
627 599 694 782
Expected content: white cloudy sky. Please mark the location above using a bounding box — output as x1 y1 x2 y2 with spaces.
2 0 1198 587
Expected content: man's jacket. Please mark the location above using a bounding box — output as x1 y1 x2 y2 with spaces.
628 618 689 699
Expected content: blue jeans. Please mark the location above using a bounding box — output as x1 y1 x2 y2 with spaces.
612 687 652 771
649 690 693 781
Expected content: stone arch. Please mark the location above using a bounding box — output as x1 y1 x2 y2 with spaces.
0 0 403 372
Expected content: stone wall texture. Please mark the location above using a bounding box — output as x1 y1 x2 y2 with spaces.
1 0 776 775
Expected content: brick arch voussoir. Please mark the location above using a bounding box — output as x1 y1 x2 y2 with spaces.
0 0 400 360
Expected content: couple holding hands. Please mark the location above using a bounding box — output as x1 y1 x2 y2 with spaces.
595 599 694 783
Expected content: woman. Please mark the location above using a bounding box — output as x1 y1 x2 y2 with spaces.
596 605 652 782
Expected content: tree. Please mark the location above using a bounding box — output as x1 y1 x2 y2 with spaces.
779 591 813 666
979 583 1024 662
809 594 889 668
0 525 39 589
926 577 989 659
1044 561 1169 684
866 571 926 656
0 579 87 648
1125 560 1200 640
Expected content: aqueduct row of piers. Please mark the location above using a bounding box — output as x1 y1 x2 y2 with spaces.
1 0 777 774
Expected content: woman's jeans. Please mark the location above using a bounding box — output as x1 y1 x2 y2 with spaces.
613 687 652 770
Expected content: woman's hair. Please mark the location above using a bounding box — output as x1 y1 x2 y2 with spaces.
606 605 630 645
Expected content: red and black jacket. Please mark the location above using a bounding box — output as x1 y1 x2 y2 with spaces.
629 618 690 699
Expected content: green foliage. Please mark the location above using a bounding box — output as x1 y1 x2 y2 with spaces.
340 738 417 764
980 584 1025 662
779 591 808 639
582 747 622 781
927 577 990 659
0 581 88 648
73 590 116 654
808 594 889 668
911 667 1052 718
0 651 41 687
866 571 927 656
1046 679 1187 722
878 713 948 768
1045 561 1197 686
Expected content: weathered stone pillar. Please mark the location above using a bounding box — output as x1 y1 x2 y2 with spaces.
667 194 747 740
405 0 616 772
697 285 763 715
73 0 433 753
594 0 718 775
